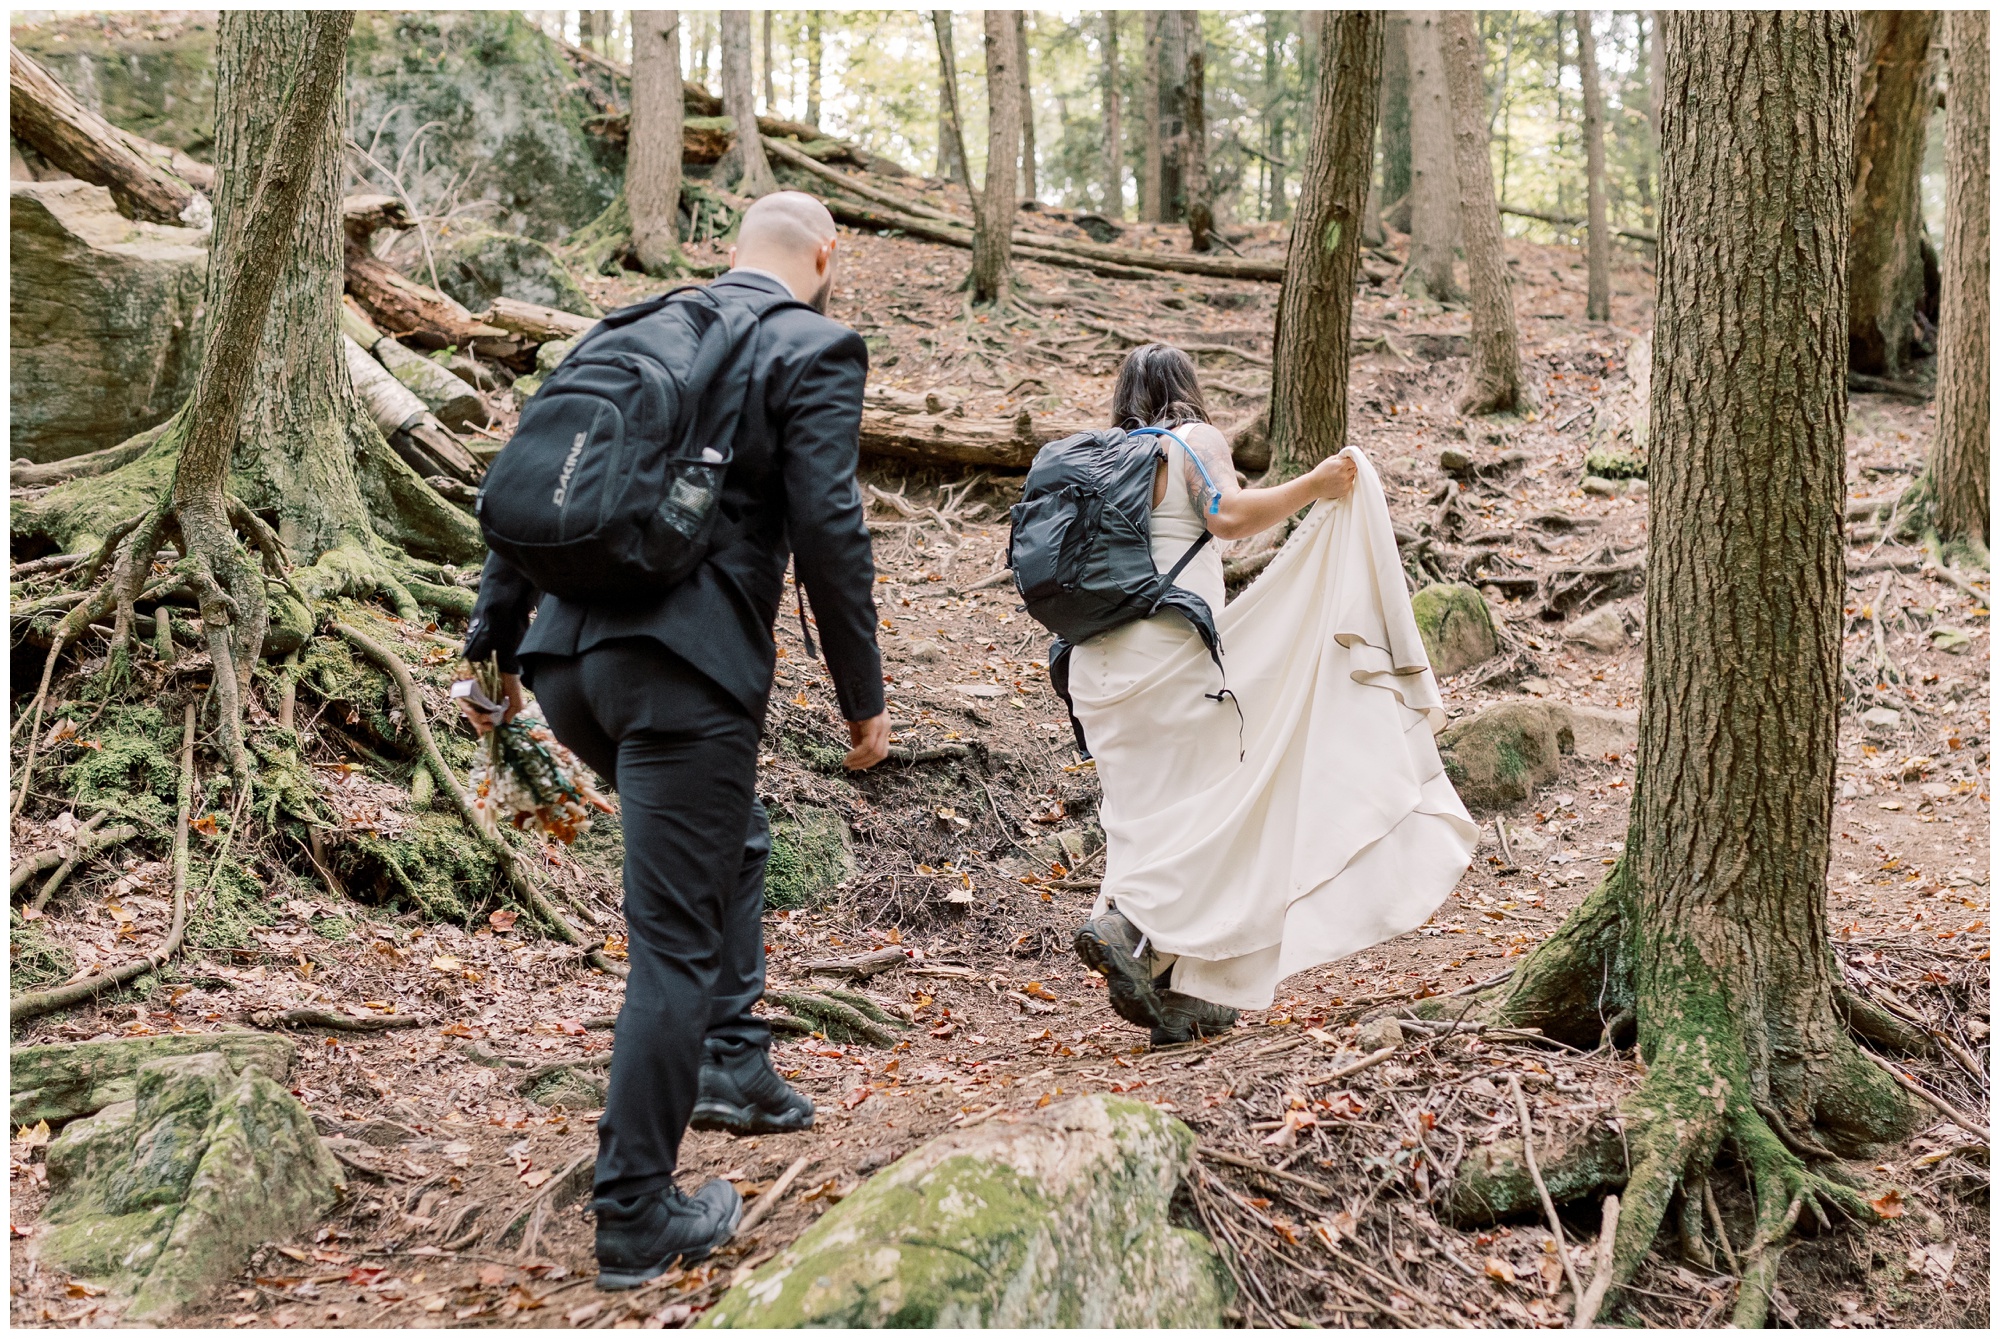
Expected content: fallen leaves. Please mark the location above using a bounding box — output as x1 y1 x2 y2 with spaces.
1869 1188 1906 1219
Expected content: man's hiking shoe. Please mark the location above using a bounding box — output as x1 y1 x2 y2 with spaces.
1074 911 1166 1029
690 1049 815 1135
1150 991 1239 1047
594 1179 742 1289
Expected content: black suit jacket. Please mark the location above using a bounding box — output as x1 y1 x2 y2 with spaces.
464 270 884 724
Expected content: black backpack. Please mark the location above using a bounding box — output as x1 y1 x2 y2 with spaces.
1007 426 1235 757
476 283 801 605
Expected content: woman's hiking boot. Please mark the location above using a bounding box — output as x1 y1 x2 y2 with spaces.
1149 990 1239 1047
593 1179 741 1289
1073 910 1167 1029
690 1047 815 1135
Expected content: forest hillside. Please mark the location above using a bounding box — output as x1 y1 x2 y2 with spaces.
8 9 1989 1331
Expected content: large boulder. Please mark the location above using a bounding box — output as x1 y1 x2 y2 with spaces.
11 1030 294 1128
28 1037 341 1321
1439 701 1576 809
346 11 620 242
430 223 602 319
10 180 208 463
699 1094 1231 1328
1411 582 1500 676
12 12 219 157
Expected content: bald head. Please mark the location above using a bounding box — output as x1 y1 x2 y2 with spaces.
731 192 840 311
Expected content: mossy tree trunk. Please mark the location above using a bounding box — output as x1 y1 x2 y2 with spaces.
1014 11 1037 201
1848 12 1938 377
968 10 1021 306
1269 12 1381 479
1462 14 1917 1325
1576 9 1612 323
719 11 777 197
1929 11 1989 552
1403 12 1460 302
1099 12 1122 219
14 11 484 781
629 11 685 275
1441 10 1526 414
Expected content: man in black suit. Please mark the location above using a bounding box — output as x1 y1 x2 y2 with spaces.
459 192 888 1288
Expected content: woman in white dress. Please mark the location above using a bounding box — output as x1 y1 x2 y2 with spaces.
1070 345 1478 1044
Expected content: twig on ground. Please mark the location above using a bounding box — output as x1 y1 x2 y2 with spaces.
1859 1048 1991 1142
735 1154 814 1238
250 1009 431 1032
1571 1193 1621 1328
1511 1074 1587 1306
1196 1145 1333 1197
1302 1044 1398 1086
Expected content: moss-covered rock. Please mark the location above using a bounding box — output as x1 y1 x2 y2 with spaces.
12 13 219 157
33 1044 339 1321
766 805 856 910
346 12 620 242
1438 701 1576 810
11 181 208 463
431 223 602 318
1410 582 1500 677
1583 446 1647 480
700 1094 1231 1328
11 1031 295 1128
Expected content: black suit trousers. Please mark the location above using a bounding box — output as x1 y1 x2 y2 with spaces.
529 640 771 1202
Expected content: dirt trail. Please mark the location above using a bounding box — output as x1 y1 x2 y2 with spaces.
11 227 1988 1329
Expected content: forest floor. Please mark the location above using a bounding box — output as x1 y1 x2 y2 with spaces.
9 222 1989 1329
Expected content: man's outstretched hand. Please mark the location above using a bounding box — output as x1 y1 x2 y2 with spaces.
844 712 891 770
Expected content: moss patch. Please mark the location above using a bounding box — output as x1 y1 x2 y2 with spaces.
58 702 185 831
766 805 856 911
1410 582 1500 677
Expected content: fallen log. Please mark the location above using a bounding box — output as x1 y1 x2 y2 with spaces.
9 43 211 226
375 336 489 430
341 195 524 359
801 946 910 978
343 335 484 485
771 141 1286 283
1498 202 1657 246
820 196 1160 282
861 407 1089 469
481 296 599 345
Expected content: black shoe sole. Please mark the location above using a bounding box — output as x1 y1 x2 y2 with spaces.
688 1098 815 1136
595 1195 744 1291
1073 922 1166 1030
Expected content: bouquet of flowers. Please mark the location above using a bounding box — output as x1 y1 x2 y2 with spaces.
464 658 614 844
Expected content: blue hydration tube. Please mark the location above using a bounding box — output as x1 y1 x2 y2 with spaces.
1128 425 1223 515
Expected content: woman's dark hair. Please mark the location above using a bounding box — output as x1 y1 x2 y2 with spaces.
1111 343 1211 431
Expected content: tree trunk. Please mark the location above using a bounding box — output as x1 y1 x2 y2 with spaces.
1576 10 1612 322
762 10 775 113
969 11 1021 306
1472 16 1913 1323
1182 14 1213 253
1931 10 1989 550
806 13 822 127
172 11 355 778
630 10 686 275
1157 11 1188 223
1441 11 1526 413
932 11 970 189
1270 12 1382 478
1015 11 1037 201
1379 14 1413 232
1140 12 1163 221
1403 12 1461 301
1849 12 1939 376
1100 12 1123 218
720 11 778 196
1262 12 1289 222
9 43 212 227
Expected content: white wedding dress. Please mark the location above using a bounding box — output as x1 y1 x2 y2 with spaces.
1068 437 1477 1011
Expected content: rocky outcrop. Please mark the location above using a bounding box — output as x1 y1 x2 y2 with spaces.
10 179 207 462
1439 701 1576 809
766 805 858 911
430 222 601 319
24 1034 341 1321
11 1030 293 1127
700 1094 1231 1328
347 11 620 242
1410 582 1500 677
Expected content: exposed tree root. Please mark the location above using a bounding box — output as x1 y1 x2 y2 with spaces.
332 621 628 981
1436 857 1927 1324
